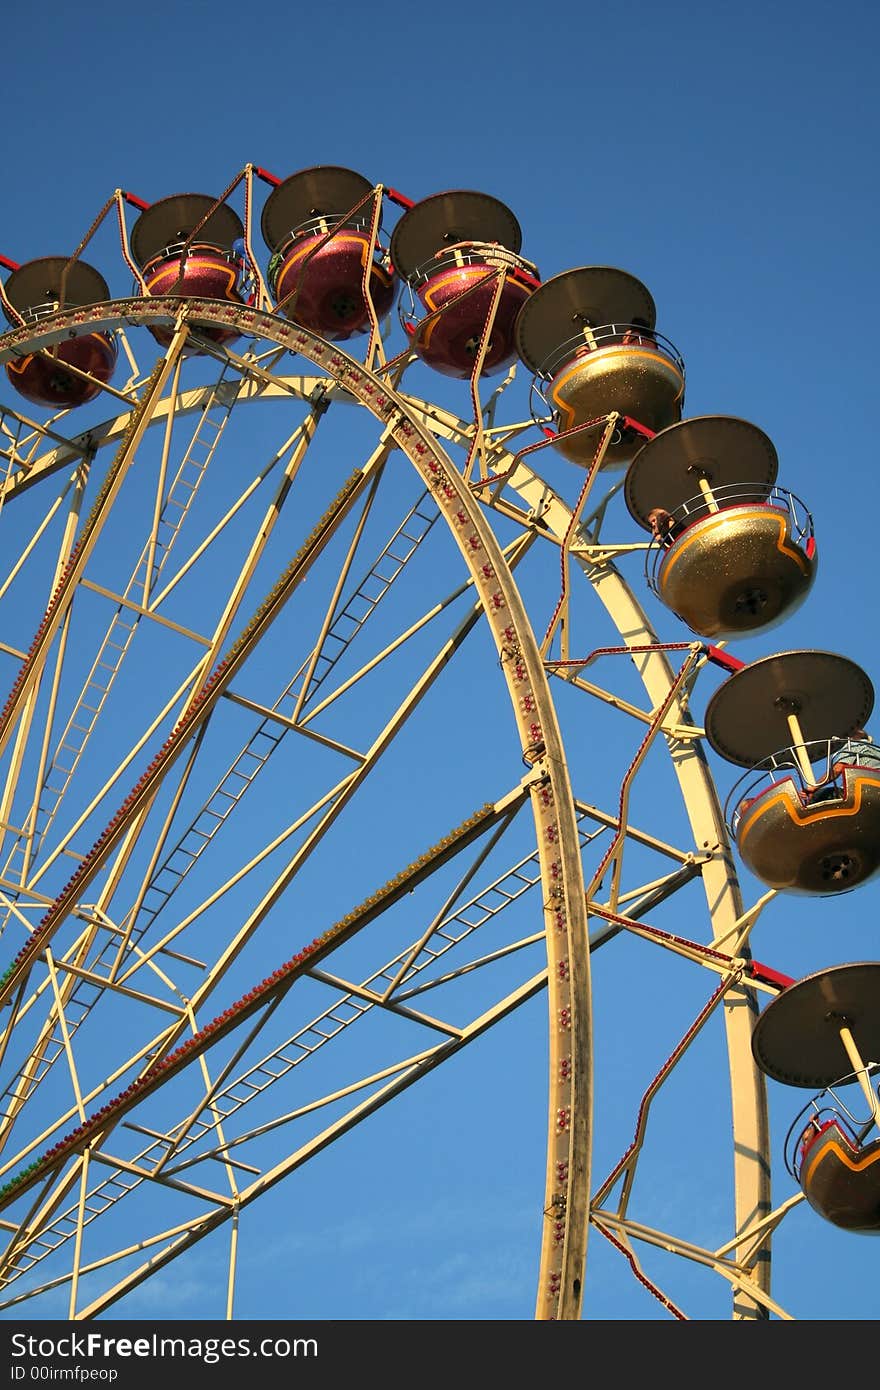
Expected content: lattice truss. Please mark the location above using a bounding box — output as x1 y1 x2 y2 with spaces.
0 191 807 1321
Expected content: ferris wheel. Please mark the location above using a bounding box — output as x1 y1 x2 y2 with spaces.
0 163 876 1323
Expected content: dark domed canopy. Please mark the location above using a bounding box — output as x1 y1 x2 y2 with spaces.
261 166 379 251
130 195 244 270
752 963 880 1087
515 267 656 375
2 257 111 317
625 416 778 530
704 650 874 768
390 190 522 282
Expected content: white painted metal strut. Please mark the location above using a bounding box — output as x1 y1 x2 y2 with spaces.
0 300 592 1321
0 297 775 1322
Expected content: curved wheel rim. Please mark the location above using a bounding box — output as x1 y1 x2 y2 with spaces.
1 295 834 1321
0 299 591 1320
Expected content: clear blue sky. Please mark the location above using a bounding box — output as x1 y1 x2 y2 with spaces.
0 0 877 1326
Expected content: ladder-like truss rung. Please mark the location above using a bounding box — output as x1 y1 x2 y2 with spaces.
216 759 274 793
139 895 170 916
2 920 424 1278
84 1196 116 1217
248 1061 288 1085
399 526 426 544
0 990 101 1098
327 1001 369 1024
247 732 281 755
87 674 116 695
187 447 217 468
339 599 372 623
226 761 264 783
196 1098 238 1126
194 413 223 433
174 831 215 858
204 789 234 811
275 1049 310 1066
143 871 190 901
76 494 440 966
225 767 257 785
102 1175 136 1195
225 1085 260 1106
29 1233 69 1255
163 850 198 874
257 1062 289 1081
509 869 543 888
227 757 264 779
303 1024 344 1046
479 888 518 909
0 386 240 1123
1 1255 48 1280
373 563 403 583
440 911 491 936
231 1076 261 1094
